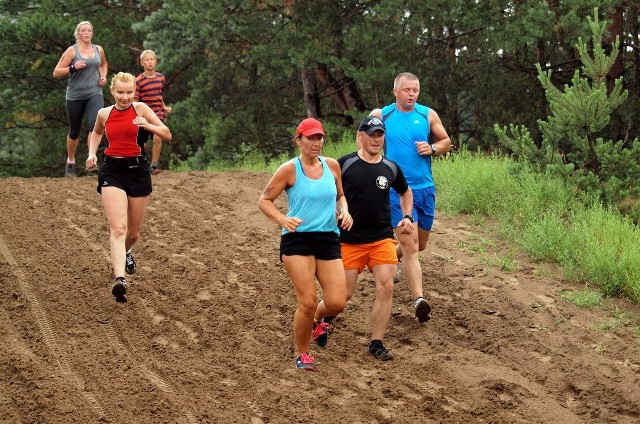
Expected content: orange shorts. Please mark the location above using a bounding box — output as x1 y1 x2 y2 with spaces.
340 238 398 273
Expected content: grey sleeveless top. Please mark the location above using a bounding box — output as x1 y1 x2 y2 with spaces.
66 44 103 101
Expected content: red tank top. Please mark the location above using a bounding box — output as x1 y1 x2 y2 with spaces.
104 105 144 157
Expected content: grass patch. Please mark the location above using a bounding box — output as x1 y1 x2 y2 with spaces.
557 288 603 308
596 318 620 331
482 251 519 272
436 149 640 305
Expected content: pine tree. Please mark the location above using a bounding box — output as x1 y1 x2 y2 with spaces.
495 8 640 222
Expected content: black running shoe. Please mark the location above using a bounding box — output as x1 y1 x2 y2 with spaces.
415 297 432 323
312 320 330 347
112 277 128 303
125 249 136 275
368 340 394 361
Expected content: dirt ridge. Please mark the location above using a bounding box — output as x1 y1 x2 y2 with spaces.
1 171 639 423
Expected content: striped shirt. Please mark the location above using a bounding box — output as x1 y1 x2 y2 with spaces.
135 73 166 121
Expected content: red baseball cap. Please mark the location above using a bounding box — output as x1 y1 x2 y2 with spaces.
296 118 325 137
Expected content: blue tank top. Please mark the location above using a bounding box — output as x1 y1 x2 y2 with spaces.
283 156 338 235
381 103 434 189
66 44 103 101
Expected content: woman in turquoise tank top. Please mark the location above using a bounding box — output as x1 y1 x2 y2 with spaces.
259 118 353 371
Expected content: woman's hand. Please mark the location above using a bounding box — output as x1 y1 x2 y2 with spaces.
86 154 98 171
337 210 353 231
74 60 87 71
133 116 149 128
281 217 303 232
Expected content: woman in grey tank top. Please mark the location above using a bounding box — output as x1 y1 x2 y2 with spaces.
53 21 108 177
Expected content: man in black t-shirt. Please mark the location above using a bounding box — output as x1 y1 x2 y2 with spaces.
331 116 414 361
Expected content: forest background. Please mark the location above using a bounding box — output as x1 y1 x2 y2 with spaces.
1 0 639 185
2 1 640 304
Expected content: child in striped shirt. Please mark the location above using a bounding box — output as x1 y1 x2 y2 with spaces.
135 50 172 174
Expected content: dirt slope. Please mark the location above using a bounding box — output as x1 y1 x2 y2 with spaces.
1 171 639 424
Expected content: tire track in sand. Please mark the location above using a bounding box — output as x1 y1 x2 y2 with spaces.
0 231 107 420
64 198 198 424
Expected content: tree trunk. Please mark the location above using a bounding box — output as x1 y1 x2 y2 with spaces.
314 64 348 110
301 65 320 118
334 67 366 112
447 24 459 149
626 2 640 145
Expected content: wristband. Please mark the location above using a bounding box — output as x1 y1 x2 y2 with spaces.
403 215 414 223
69 64 77 74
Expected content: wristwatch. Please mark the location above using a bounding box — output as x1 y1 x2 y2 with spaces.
431 144 437 155
403 215 414 223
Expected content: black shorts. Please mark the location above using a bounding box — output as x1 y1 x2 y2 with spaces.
97 156 152 197
139 128 153 142
280 231 342 261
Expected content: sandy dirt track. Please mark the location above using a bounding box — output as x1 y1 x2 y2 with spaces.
1 171 639 424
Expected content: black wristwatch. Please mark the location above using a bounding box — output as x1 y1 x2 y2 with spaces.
403 215 414 223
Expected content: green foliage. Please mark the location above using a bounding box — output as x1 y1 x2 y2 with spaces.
558 288 603 308
2 2 639 177
494 124 565 171
561 204 640 299
0 0 154 176
436 149 640 303
171 119 358 174
496 7 639 222
595 139 640 221
483 251 519 273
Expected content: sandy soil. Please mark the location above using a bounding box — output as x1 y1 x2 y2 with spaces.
1 170 639 424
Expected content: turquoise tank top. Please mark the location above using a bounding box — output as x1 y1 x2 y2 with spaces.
283 156 338 235
381 103 434 189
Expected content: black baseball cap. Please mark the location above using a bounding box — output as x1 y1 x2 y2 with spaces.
358 116 385 135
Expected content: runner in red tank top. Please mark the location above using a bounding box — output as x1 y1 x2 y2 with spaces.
86 72 172 302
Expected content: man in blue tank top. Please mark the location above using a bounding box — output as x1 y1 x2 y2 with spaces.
371 72 452 323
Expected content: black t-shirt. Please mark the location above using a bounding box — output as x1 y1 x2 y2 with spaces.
338 151 409 244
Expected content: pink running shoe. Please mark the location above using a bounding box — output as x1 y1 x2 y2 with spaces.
295 353 316 371
312 321 330 347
